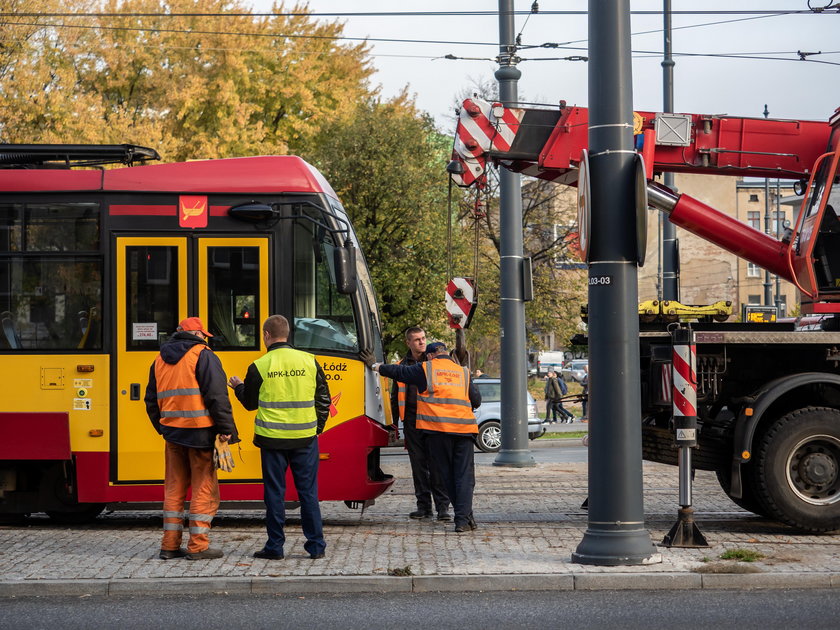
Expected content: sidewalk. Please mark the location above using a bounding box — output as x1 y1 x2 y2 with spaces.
1 452 840 597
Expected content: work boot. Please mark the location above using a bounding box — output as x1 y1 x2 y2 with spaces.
185 547 224 560
437 511 452 522
158 548 187 560
409 510 432 520
253 549 284 560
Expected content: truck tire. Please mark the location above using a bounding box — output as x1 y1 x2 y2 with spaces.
753 406 840 533
476 421 501 453
714 465 768 517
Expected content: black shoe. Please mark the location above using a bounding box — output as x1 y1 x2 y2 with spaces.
310 552 326 560
253 549 284 560
437 511 452 522
454 523 467 533
409 510 432 520
467 516 478 530
158 548 187 560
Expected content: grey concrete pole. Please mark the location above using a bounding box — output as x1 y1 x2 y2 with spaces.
572 0 660 566
661 0 679 301
763 104 773 307
493 0 534 468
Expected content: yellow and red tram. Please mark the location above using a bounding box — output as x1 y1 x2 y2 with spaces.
0 145 393 521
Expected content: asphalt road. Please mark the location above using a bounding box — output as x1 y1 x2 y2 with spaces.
1 589 835 630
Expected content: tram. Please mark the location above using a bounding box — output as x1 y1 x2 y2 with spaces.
0 144 393 521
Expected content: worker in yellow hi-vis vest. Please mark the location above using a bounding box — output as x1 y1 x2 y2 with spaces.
229 315 330 560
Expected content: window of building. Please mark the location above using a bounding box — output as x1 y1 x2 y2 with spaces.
748 294 762 305
747 211 761 230
749 194 760 202
747 263 761 277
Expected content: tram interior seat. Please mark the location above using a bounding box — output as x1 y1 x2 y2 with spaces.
1 311 21 349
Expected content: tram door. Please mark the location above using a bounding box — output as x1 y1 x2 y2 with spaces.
115 236 269 483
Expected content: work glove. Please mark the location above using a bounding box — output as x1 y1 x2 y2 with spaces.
359 349 376 369
213 435 235 473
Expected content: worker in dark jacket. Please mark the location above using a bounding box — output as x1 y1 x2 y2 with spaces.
145 317 239 561
390 326 451 521
229 314 330 561
363 342 481 533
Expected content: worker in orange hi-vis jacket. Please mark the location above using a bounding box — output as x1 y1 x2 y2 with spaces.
145 317 239 561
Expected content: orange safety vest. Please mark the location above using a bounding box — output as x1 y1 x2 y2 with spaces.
154 344 214 429
415 357 477 435
396 383 408 421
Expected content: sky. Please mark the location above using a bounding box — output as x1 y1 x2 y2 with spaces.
247 1 839 130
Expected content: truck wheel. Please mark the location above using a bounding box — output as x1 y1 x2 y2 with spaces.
754 406 840 532
476 421 501 453
714 466 768 517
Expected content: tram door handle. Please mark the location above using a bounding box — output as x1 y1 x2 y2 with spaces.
130 383 141 400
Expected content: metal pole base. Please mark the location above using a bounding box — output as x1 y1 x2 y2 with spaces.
662 507 709 548
572 527 662 566
492 449 536 467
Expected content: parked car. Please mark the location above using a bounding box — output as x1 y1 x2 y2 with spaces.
472 378 545 453
561 359 588 384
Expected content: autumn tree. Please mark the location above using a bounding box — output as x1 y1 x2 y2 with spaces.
0 0 374 159
306 95 472 356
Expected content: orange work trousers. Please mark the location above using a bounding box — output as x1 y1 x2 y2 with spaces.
161 442 220 554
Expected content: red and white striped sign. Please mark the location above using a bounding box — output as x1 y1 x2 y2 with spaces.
445 277 477 329
672 342 697 417
450 98 525 187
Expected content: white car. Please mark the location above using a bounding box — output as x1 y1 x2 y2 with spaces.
472 378 545 453
561 359 588 384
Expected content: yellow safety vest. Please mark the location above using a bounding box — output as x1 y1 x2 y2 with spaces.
253 347 319 440
415 357 477 435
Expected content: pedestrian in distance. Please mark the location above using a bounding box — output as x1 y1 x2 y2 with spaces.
554 372 576 423
363 342 481 533
229 314 330 561
145 316 239 561
581 363 589 421
389 326 451 521
544 370 574 423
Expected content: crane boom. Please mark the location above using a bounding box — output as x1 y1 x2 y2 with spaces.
450 98 840 313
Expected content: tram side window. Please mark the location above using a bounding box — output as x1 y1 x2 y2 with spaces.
292 220 358 352
0 203 101 351
206 246 260 350
126 246 179 350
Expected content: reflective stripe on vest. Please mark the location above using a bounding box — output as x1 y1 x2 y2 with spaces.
155 344 213 429
415 358 477 435
397 383 407 421
253 347 319 440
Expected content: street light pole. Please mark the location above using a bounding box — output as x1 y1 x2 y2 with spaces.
661 0 679 301
493 0 535 468
572 0 660 565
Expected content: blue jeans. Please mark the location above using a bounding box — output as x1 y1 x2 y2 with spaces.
260 439 325 557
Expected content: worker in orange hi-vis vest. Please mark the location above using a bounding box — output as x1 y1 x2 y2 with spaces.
145 317 239 561
390 326 451 522
363 342 481 533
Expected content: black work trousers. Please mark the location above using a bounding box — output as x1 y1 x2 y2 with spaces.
404 421 449 515
425 431 475 528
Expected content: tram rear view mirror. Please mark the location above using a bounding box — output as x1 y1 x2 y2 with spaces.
334 244 357 294
228 202 278 222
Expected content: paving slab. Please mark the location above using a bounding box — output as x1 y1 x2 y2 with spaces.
2 454 840 595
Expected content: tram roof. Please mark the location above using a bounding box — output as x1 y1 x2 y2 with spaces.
0 155 338 199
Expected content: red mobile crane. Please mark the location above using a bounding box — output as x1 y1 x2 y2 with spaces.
451 97 840 532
